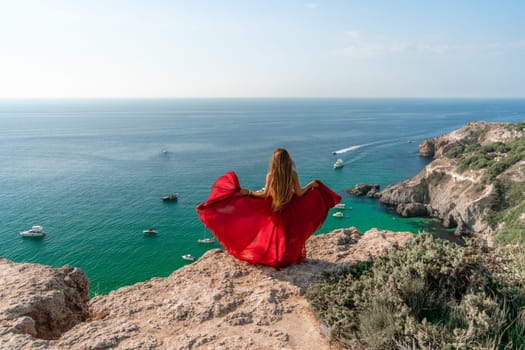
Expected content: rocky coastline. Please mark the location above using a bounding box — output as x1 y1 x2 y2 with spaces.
378 121 525 237
0 227 413 350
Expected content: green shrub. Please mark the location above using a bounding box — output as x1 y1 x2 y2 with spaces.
487 179 525 243
443 123 524 179
458 153 491 171
445 145 465 159
485 161 512 180
508 121 525 132
464 142 482 154
482 142 508 154
306 234 525 349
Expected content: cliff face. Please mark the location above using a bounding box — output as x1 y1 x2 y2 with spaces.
379 121 525 236
0 228 412 350
0 258 90 346
379 157 496 234
418 121 522 158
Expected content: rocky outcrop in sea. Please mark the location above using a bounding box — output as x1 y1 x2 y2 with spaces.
345 183 380 197
0 228 413 350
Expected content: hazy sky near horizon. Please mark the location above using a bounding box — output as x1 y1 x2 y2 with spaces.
1 0 524 98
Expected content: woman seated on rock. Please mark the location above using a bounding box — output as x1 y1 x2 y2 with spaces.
197 148 341 268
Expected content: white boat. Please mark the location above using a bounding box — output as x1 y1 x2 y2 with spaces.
182 254 196 261
333 159 344 169
334 203 346 209
20 225 46 237
162 193 178 201
143 228 158 235
197 237 215 244
332 211 344 218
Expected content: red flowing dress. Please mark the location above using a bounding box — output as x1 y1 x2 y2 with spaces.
196 171 341 268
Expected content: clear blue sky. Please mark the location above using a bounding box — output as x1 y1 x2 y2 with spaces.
1 0 524 98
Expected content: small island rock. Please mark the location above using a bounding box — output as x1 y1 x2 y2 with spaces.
345 183 380 197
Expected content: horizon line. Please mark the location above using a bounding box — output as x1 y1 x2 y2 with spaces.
1 96 525 100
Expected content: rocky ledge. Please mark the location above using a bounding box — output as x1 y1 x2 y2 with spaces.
0 228 412 350
379 121 525 236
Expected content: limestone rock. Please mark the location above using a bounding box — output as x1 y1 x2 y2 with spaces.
345 183 380 197
0 227 413 349
419 139 435 157
0 257 89 349
396 203 430 217
380 121 524 235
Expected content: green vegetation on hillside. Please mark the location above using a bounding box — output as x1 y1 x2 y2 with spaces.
509 122 525 132
442 123 525 241
306 123 525 348
445 139 525 181
444 130 525 182
487 180 525 243
306 234 525 349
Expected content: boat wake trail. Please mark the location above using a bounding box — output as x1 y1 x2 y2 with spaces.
332 143 372 155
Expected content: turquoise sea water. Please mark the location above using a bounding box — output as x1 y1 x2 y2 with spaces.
1 98 524 295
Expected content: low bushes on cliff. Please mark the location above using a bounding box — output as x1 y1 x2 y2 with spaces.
487 180 525 243
306 233 525 349
508 121 525 132
445 138 525 181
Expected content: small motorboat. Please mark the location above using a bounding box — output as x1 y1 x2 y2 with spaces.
332 211 344 218
333 159 344 169
197 237 215 244
162 194 178 201
334 203 346 209
143 228 158 235
182 254 196 261
20 225 46 237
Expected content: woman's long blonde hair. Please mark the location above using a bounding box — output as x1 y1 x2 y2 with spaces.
268 148 295 211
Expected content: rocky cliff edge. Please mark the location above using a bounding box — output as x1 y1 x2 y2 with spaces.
0 228 412 350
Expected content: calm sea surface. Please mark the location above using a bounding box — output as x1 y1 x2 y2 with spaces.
1 98 524 295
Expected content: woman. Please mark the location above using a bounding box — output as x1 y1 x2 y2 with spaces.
239 148 320 209
196 148 341 268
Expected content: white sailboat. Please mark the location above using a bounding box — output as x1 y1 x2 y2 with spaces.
198 228 215 244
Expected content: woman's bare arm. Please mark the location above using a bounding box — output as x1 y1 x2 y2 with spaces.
239 173 271 198
292 171 318 197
